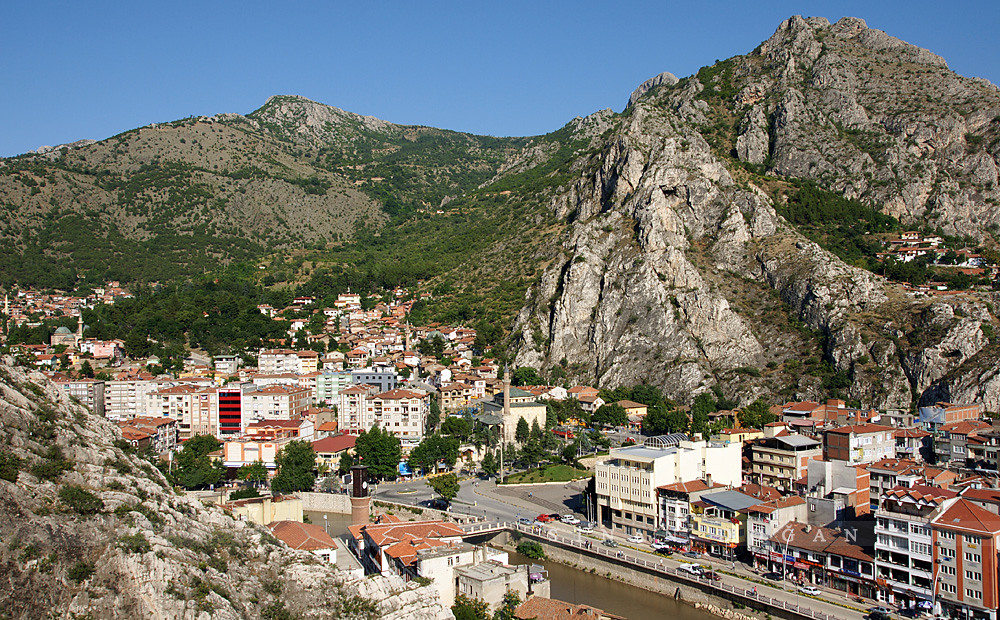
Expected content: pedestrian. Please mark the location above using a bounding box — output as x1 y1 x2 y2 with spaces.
732 561 736 570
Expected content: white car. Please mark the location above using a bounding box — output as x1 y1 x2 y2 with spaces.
798 586 821 596
626 534 643 543
561 515 581 525
678 563 702 576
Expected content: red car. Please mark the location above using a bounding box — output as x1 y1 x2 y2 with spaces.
535 514 553 523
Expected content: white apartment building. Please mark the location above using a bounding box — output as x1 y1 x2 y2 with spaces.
257 349 319 374
145 384 216 439
54 378 105 417
242 385 311 425
104 377 159 420
369 389 428 447
595 435 741 538
874 485 957 606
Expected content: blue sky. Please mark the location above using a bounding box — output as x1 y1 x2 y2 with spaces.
2 1 998 156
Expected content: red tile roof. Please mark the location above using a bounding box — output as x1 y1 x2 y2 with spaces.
515 596 625 620
932 498 1000 535
311 434 357 454
939 420 991 435
825 423 894 435
268 520 338 551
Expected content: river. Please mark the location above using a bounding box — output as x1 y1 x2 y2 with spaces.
508 551 721 620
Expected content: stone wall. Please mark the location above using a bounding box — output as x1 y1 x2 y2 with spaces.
296 491 353 513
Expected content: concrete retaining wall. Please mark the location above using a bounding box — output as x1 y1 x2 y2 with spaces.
488 530 835 620
296 492 352 514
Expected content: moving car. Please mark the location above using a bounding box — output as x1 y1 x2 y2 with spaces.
683 550 700 558
518 517 533 525
535 514 553 523
763 572 784 581
626 534 643 543
869 612 891 620
868 607 893 616
798 585 821 596
561 515 581 525
602 538 619 548
701 570 721 582
653 546 673 556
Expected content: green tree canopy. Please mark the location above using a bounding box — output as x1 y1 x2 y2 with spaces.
271 440 317 493
512 366 542 386
441 415 473 440
409 433 459 474
737 398 776 430
481 450 498 477
452 594 490 620
592 403 627 428
172 435 224 490
515 417 530 443
355 425 402 481
237 461 268 487
641 404 689 435
426 472 460 503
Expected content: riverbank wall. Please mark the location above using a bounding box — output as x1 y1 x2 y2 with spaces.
475 529 837 620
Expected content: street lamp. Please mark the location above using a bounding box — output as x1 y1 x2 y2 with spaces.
323 513 329 534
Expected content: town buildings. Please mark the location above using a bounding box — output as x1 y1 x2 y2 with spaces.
594 435 741 538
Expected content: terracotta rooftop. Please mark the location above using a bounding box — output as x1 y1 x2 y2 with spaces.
268 520 338 551
825 423 894 435
311 434 357 454
657 479 723 494
515 596 625 620
939 420 991 435
932 498 1000 535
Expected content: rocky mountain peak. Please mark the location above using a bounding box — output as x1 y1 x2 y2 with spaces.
245 94 395 144
627 71 679 109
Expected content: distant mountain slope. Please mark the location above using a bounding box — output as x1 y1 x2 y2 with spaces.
0 95 526 287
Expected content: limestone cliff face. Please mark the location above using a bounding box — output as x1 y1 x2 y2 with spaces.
0 359 450 620
735 16 1000 239
514 16 1000 409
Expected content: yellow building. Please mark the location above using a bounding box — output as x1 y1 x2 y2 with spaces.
716 428 764 445
689 490 762 560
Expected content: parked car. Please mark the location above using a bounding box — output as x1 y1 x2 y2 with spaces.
602 538 618 548
701 570 721 582
869 612 891 620
561 515 581 525
626 534 643 543
678 563 702 576
576 523 595 533
798 586 821 596
867 607 893 616
683 550 700 558
518 517 532 525
548 513 561 520
653 546 673 556
763 572 784 581
535 514 553 523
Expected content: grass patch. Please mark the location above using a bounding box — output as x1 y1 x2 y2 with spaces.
503 464 592 484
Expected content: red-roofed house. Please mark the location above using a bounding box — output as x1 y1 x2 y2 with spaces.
935 420 992 466
268 520 338 563
346 520 465 577
312 434 357 470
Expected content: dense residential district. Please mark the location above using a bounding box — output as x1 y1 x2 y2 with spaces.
5 285 1000 620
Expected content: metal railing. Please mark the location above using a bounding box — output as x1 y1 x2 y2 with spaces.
464 521 854 620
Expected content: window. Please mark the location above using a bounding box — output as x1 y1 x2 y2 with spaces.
941 583 956 594
965 553 981 563
939 530 956 541
965 589 981 599
965 571 981 582
941 566 956 576
941 548 956 558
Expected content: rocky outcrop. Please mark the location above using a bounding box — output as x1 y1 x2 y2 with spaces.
0 359 450 619
514 16 1000 409
627 72 679 108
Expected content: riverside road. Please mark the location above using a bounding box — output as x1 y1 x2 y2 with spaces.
375 477 869 620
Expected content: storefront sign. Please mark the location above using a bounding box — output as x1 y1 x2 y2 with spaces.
793 561 810 570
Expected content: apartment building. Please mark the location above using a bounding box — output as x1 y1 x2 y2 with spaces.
894 428 932 462
53 378 105 416
242 385 311 425
368 389 428 446
874 485 957 606
746 496 807 561
968 423 1000 471
104 376 159 420
767 522 877 599
866 458 957 511
145 385 202 438
751 434 822 492
935 420 992 466
120 416 178 454
930 498 1000 620
315 370 354 406
216 382 256 437
824 424 896 464
337 384 380 436
257 349 302 374
657 479 725 544
689 490 761 560
595 435 741 538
